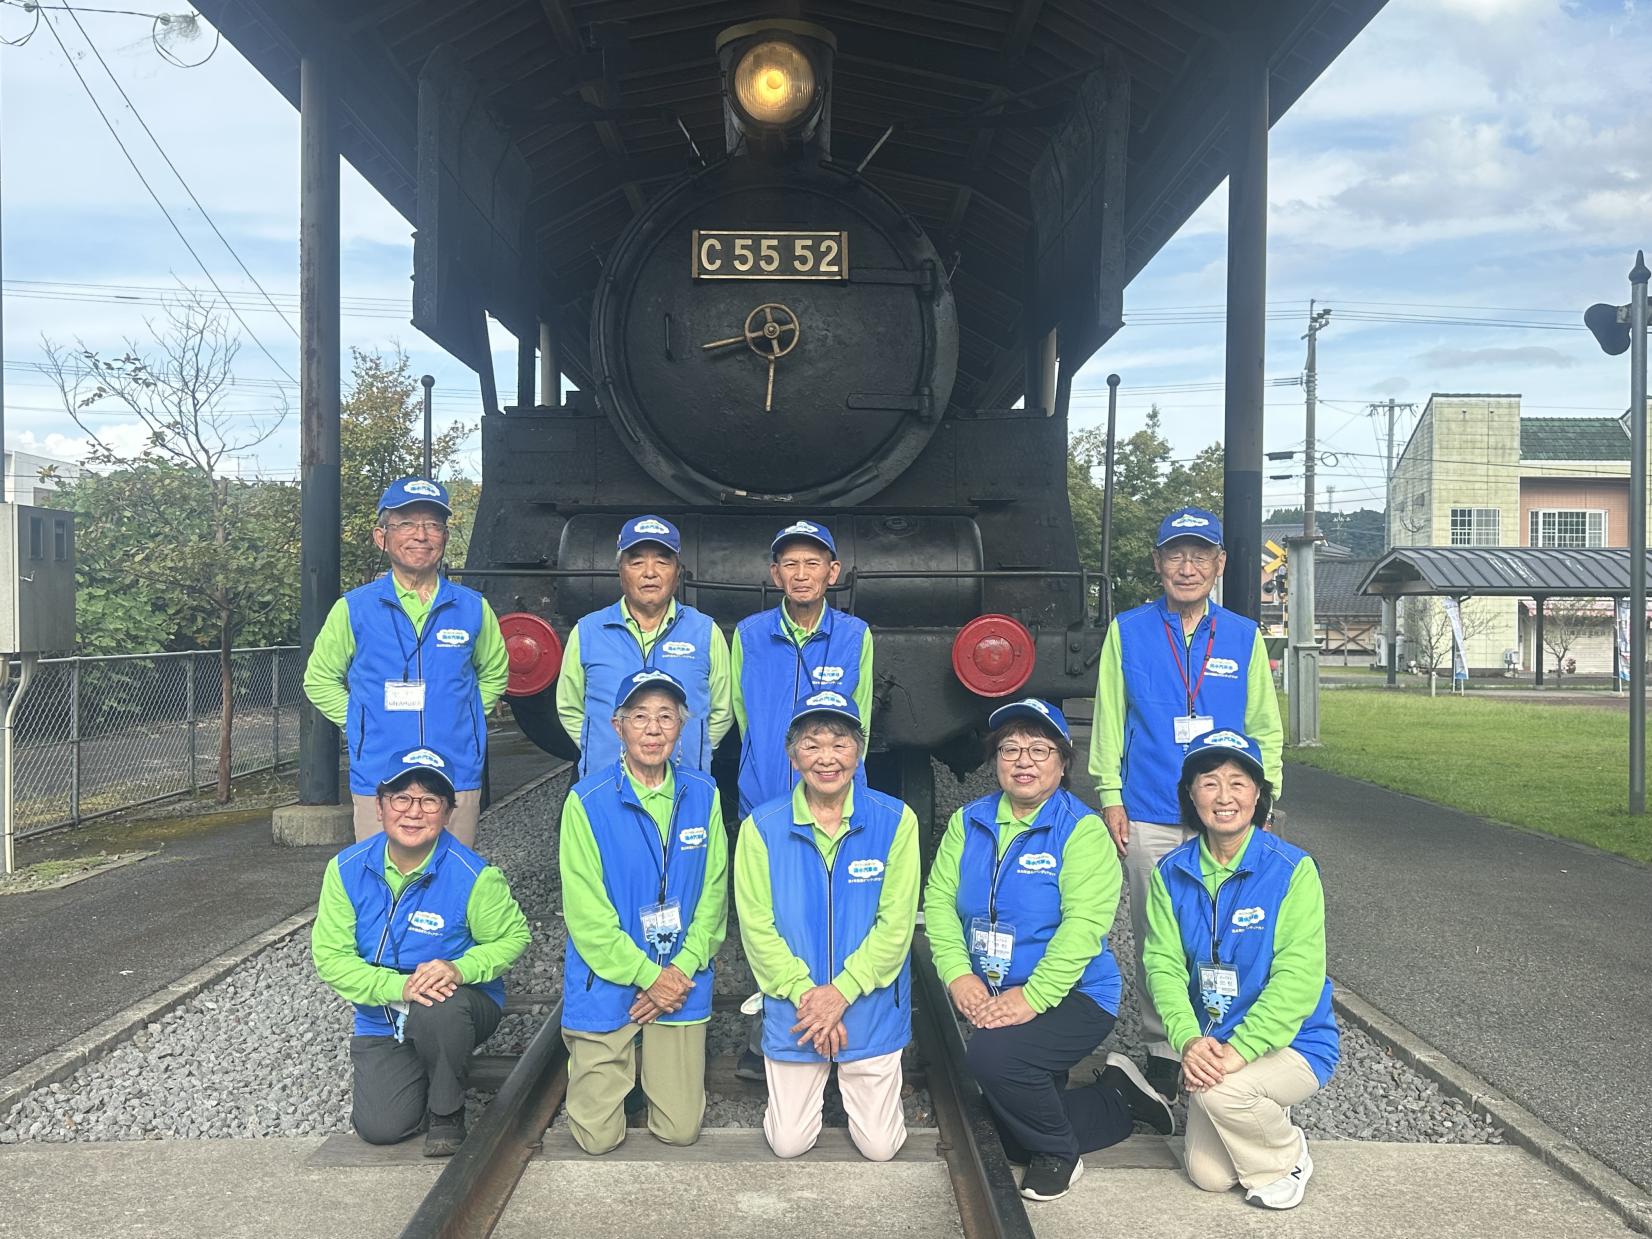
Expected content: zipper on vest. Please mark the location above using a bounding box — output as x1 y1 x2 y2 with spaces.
371 867 434 1030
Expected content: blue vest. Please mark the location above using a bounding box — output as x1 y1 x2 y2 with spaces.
751 786 912 1064
575 601 716 778
334 831 505 1036
343 574 487 795
561 761 720 1033
1116 597 1260 824
734 605 871 817
1155 830 1340 1085
953 790 1122 1014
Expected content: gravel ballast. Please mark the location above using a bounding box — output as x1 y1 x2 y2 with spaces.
0 761 1500 1147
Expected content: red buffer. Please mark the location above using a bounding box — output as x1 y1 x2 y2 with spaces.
951 613 1035 698
500 613 563 698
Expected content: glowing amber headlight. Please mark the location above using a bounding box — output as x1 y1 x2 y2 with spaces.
733 40 816 127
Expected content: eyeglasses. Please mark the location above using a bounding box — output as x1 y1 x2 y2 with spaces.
796 739 860 759
620 709 683 730
1160 548 1218 567
385 518 448 536
997 742 1058 764
387 792 445 814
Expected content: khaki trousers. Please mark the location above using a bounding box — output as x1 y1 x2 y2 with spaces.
1122 818 1198 1058
1183 1047 1320 1191
562 1022 707 1155
763 1049 906 1162
353 790 482 847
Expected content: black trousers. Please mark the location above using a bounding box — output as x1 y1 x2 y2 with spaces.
964 989 1134 1162
349 985 502 1145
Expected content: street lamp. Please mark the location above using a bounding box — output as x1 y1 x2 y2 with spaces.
1585 251 1650 814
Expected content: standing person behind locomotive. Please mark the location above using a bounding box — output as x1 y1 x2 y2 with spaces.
734 692 919 1162
1087 506 1282 1104
303 478 509 846
559 669 728 1154
557 515 733 779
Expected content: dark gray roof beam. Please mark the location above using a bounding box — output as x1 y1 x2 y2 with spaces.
537 0 646 216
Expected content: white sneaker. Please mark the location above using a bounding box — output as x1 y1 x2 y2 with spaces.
1245 1128 1313 1210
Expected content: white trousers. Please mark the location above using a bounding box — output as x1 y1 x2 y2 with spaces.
762 1049 907 1162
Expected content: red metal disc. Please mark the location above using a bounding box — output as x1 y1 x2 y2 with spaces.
951 613 1035 698
499 612 563 698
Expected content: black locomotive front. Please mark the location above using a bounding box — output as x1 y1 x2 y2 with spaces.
471 19 1106 785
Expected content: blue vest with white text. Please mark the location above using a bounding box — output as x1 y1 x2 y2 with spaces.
734 605 871 816
561 761 720 1033
344 575 486 795
1155 829 1339 1085
751 786 911 1064
335 831 505 1036
574 602 716 778
953 790 1121 1014
1116 597 1259 824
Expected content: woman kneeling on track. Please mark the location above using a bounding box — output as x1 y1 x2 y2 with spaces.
1141 729 1339 1210
734 690 920 1161
558 668 729 1155
923 698 1173 1203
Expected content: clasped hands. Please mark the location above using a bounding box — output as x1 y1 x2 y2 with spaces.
401 959 461 1006
630 964 695 1025
947 975 1035 1029
790 983 850 1056
1179 1035 1246 1092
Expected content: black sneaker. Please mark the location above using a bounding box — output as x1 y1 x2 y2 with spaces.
423 1109 467 1158
734 1047 768 1083
1101 1052 1176 1136
1143 1054 1182 1105
1019 1153 1084 1201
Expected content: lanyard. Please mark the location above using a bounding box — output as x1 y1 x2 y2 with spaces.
1162 612 1216 716
623 766 682 903
388 588 443 681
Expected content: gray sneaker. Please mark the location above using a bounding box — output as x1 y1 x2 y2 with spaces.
1245 1128 1313 1210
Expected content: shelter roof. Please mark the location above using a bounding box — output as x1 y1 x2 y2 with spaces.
1520 416 1630 461
1359 546 1652 598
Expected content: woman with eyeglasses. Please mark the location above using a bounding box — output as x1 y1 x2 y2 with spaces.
923 698 1173 1202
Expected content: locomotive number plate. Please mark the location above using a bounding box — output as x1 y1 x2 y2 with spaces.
692 230 848 281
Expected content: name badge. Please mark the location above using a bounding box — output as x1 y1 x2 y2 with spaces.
1174 715 1215 745
970 917 1016 989
1197 960 1240 1022
640 898 682 959
385 680 426 711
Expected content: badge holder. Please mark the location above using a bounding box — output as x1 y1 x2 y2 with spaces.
641 898 683 960
1174 714 1215 745
1197 959 1239 1031
384 680 426 712
970 917 1016 993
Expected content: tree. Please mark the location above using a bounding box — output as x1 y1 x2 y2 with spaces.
1404 597 1497 678
42 294 298 802
1538 599 1600 682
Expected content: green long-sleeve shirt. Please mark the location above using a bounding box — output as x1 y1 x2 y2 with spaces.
1087 606 1283 810
729 608 876 743
923 795 1122 1013
311 843 530 1006
1141 827 1326 1062
734 784 919 1005
302 576 510 728
557 764 729 1024
554 599 734 757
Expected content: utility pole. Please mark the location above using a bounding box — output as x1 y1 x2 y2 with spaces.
1289 304 1331 746
1372 398 1415 686
1302 302 1331 534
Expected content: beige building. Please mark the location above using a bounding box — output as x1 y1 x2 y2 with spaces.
1388 394 1631 674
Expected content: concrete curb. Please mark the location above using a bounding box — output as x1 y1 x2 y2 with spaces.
1335 985 1652 1236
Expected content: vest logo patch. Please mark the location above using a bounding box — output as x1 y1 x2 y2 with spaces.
1205 656 1239 677
678 826 708 849
1232 906 1267 929
660 640 696 657
408 910 445 935
405 480 442 497
1018 851 1058 874
813 665 845 685
435 627 470 648
846 858 885 883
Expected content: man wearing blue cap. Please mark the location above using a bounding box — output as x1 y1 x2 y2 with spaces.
304 478 509 845
1087 505 1282 1103
556 515 733 779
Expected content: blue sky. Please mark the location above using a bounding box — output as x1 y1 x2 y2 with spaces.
3 0 1648 516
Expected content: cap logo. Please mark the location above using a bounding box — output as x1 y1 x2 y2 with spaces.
404 480 441 497
401 748 445 768
804 690 849 709
784 521 820 535
629 670 676 688
1202 731 1248 750
1019 698 1051 715
633 518 671 536
1171 513 1210 527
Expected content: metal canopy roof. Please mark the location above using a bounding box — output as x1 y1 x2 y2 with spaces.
192 0 1385 404
1359 546 1652 598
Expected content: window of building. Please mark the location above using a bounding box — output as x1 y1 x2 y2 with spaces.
1449 507 1501 546
1529 508 1606 548
53 519 68 562
28 516 44 561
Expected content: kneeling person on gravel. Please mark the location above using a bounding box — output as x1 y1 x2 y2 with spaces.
734 692 919 1162
559 669 729 1154
311 749 530 1157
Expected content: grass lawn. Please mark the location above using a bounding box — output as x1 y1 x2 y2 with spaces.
1285 689 1652 864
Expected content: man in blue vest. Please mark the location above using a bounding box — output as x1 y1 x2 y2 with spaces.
303 478 509 846
556 515 733 779
1086 506 1283 1103
311 748 530 1157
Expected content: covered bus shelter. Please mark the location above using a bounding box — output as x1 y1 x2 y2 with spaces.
1359 546 1652 688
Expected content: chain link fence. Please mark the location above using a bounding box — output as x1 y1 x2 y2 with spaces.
5 647 303 839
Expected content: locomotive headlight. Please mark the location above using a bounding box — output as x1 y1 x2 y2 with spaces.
732 40 816 127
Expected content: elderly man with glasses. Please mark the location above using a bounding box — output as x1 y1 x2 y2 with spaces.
1086 506 1282 1105
304 477 509 845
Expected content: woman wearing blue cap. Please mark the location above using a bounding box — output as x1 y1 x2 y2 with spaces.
924 698 1173 1202
1142 729 1338 1210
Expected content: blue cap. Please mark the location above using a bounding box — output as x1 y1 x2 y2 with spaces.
1156 506 1223 548
986 697 1071 742
377 746 456 794
615 667 688 711
790 689 861 729
617 515 682 554
1181 728 1265 779
378 477 451 514
770 520 837 560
